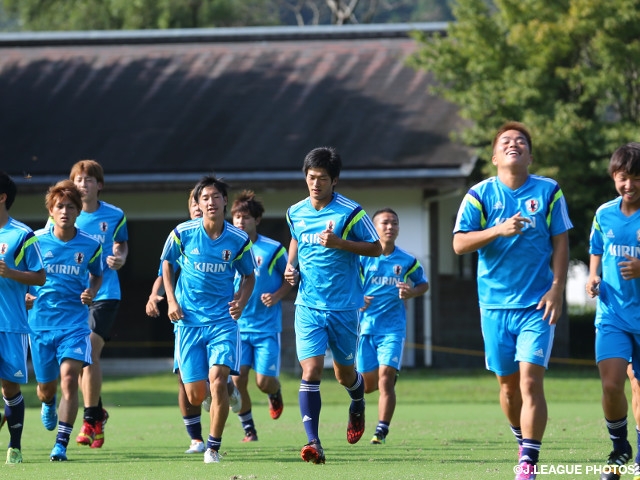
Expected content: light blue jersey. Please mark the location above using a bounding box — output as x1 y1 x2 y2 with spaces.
234 234 288 333
74 201 127 301
29 226 102 333
359 247 428 336
160 218 255 326
0 218 44 333
286 192 379 311
590 197 640 333
453 175 572 309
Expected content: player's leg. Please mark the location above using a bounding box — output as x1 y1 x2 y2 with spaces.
1 332 29 464
329 309 365 445
178 369 205 454
254 333 283 420
628 362 640 479
79 300 119 448
372 334 403 444
234 335 257 441
52 358 84 461
597 323 633 478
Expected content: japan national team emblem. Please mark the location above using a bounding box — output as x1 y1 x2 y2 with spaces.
393 265 402 276
74 252 85 264
222 250 231 261
0 243 7 255
256 256 263 267
99 222 108 233
525 199 539 214
326 220 335 231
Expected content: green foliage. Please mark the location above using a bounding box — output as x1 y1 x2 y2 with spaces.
2 0 281 30
409 0 640 260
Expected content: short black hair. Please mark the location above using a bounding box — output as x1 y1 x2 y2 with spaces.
608 142 640 177
303 146 342 181
0 171 17 210
193 175 229 213
372 207 399 222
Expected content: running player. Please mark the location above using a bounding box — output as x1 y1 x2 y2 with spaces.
586 142 640 480
0 171 46 465
358 208 429 445
284 146 382 464
27 180 103 462
231 190 292 442
161 176 255 464
69 160 128 449
453 121 572 480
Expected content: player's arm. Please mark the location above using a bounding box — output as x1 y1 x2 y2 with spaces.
586 253 602 298
107 240 128 270
81 272 103 305
146 275 165 317
230 272 255 320
536 231 569 325
162 260 183 322
324 236 382 257
0 261 45 286
453 212 531 255
285 238 300 285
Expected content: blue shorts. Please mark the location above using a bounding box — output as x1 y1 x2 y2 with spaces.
240 332 281 377
356 333 404 373
0 332 29 384
596 322 640 376
30 329 92 383
175 323 240 384
295 305 358 365
481 306 555 376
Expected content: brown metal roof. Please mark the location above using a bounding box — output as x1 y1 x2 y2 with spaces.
0 24 474 192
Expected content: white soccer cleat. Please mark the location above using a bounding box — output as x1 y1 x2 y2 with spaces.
204 448 221 463
229 385 242 414
185 439 205 454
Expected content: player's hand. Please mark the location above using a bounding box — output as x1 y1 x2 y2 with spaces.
228 300 244 320
319 227 339 249
80 288 96 305
496 213 530 237
360 295 373 312
397 282 412 299
25 293 36 310
261 293 275 307
585 275 601 298
0 259 10 278
285 264 299 286
146 295 163 317
536 284 564 325
106 254 126 270
619 254 640 280
167 300 184 323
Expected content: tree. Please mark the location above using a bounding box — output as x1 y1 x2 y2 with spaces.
409 0 640 260
2 0 281 30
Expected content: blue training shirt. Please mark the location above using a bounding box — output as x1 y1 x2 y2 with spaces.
73 201 127 301
359 246 427 336
234 234 288 333
286 192 379 311
453 174 573 309
29 226 103 332
160 218 255 326
589 197 640 333
0 218 44 333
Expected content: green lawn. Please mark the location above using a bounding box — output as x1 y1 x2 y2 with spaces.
1 368 629 479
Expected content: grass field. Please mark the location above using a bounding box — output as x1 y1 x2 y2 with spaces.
0 368 631 479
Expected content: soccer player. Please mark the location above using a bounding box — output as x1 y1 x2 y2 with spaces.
586 142 640 480
453 122 572 480
145 191 240 454
284 146 382 464
231 190 292 442
161 176 255 464
357 208 429 445
27 180 103 462
69 160 128 449
0 171 46 465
